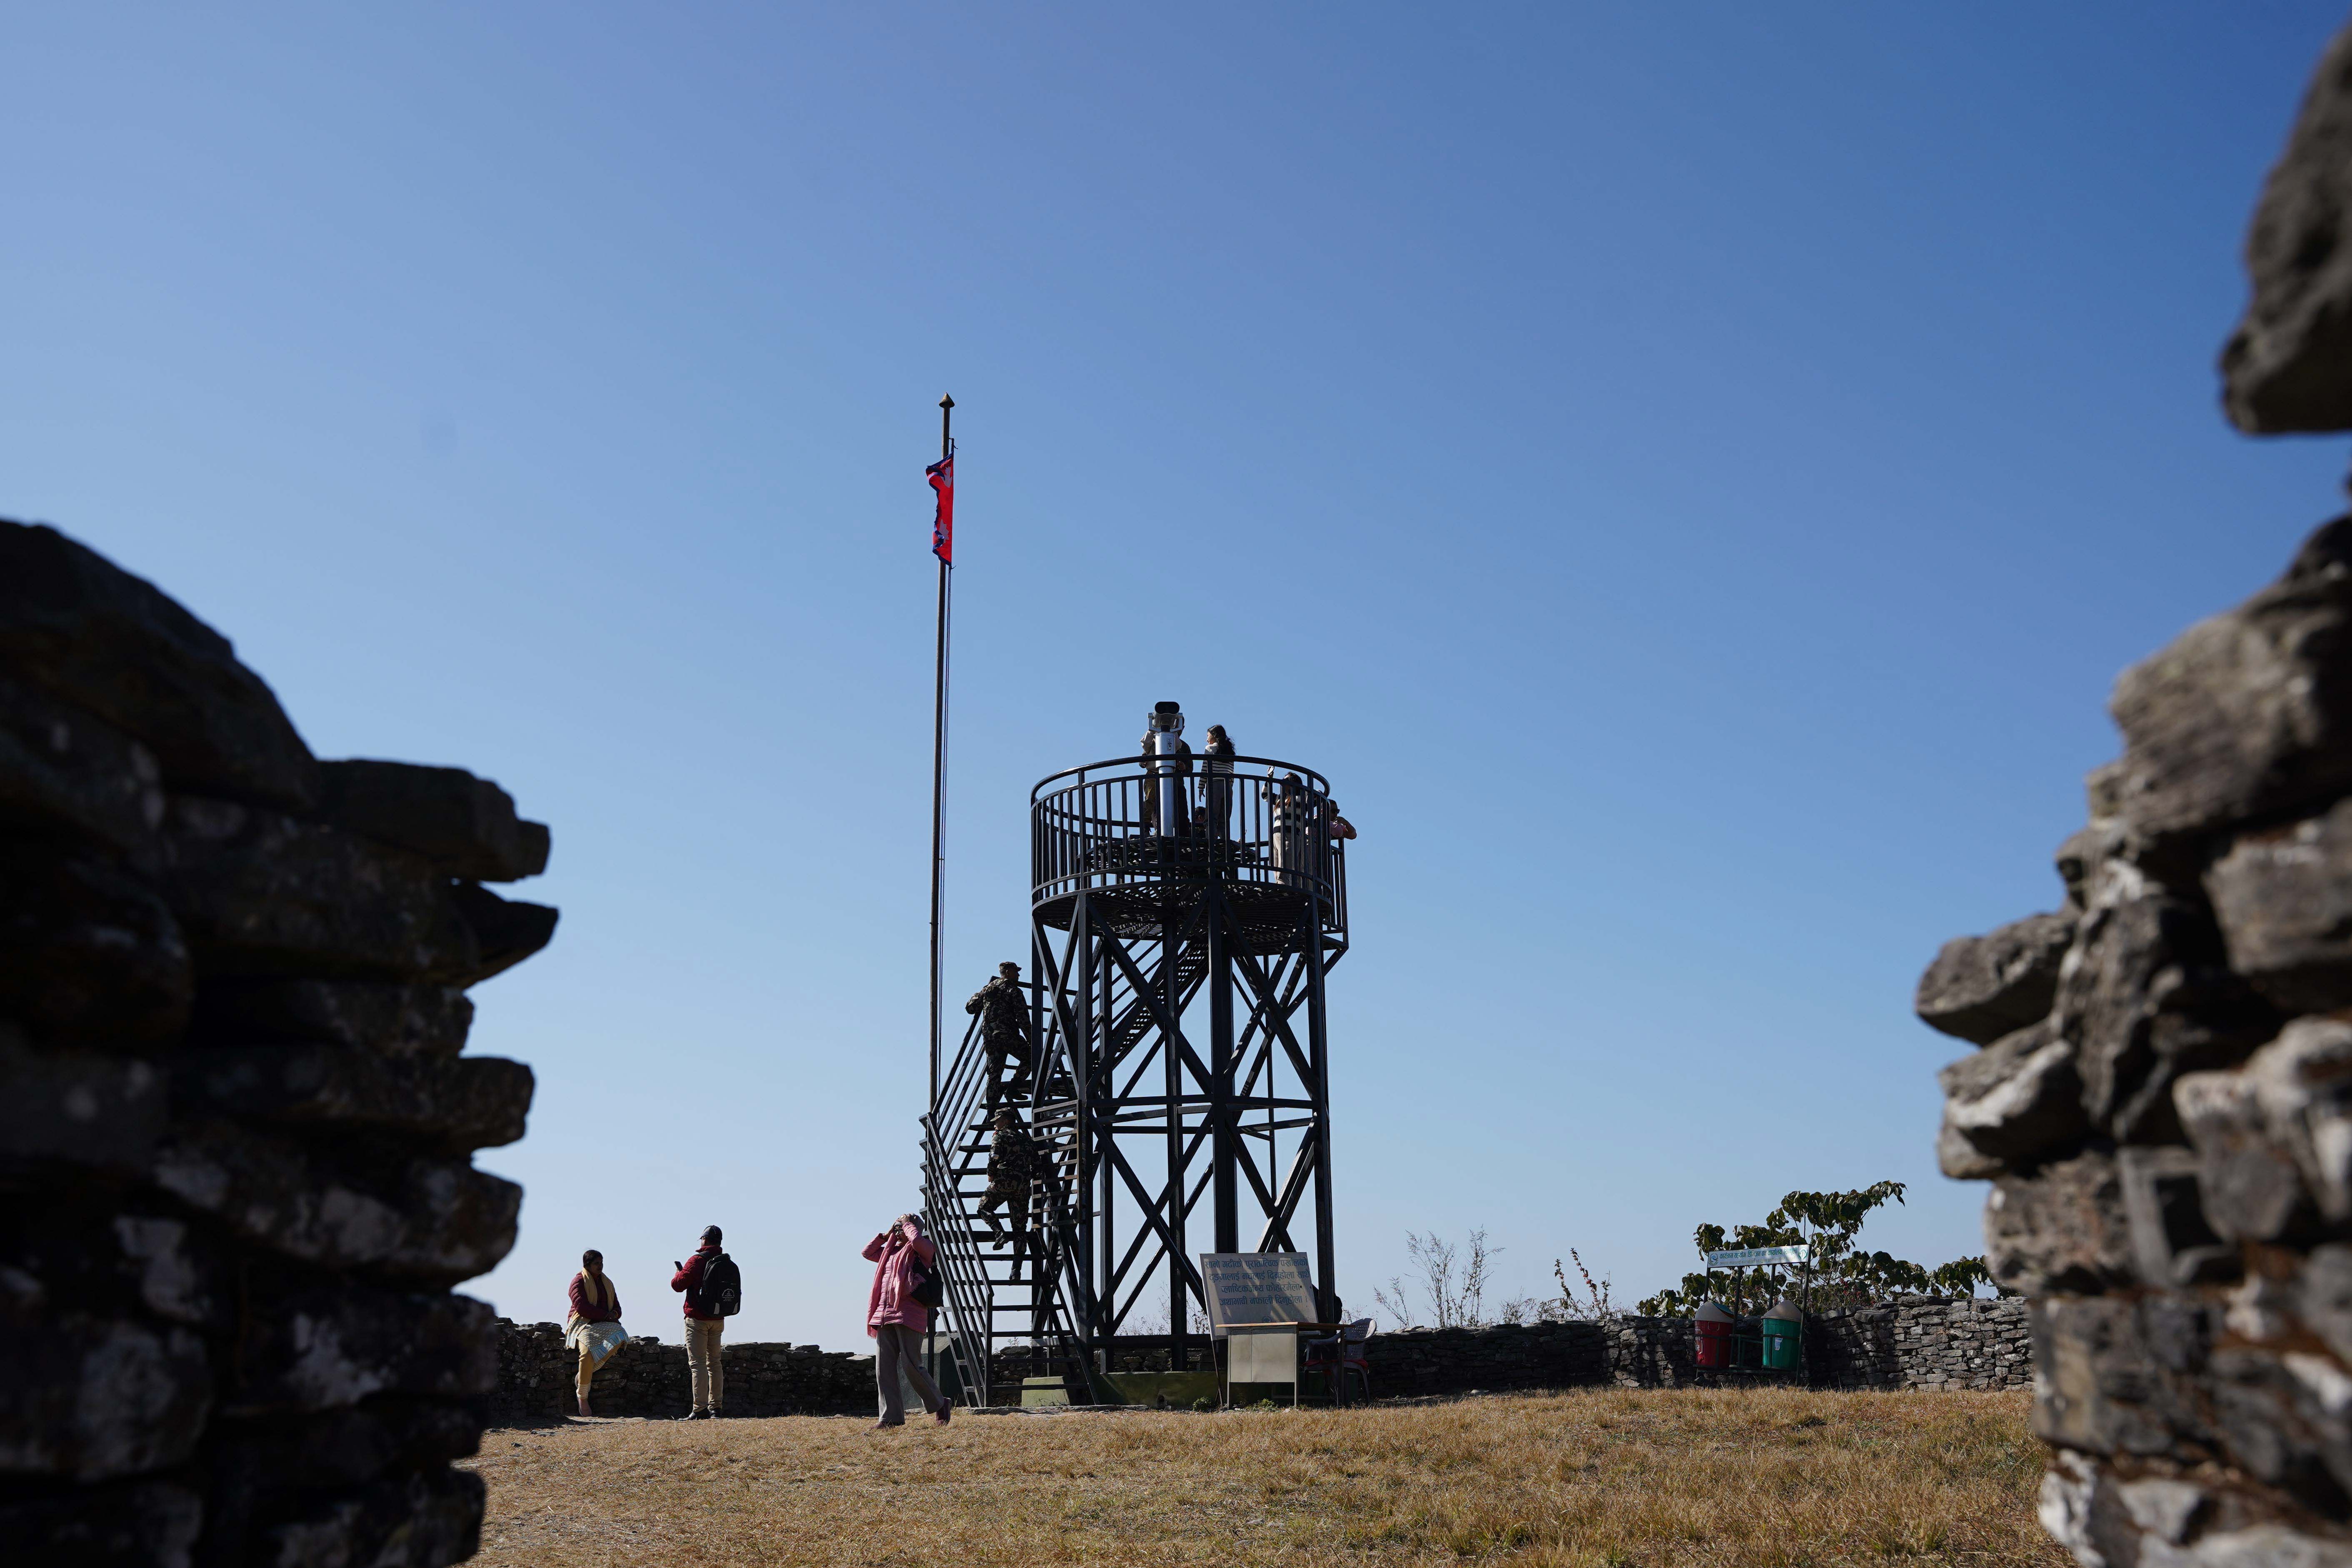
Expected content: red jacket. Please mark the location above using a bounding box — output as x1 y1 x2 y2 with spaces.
672 1244 723 1321
568 1270 621 1324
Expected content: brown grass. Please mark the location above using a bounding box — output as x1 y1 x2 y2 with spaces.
462 1388 2064 1567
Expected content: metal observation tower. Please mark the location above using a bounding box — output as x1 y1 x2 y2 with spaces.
922 702 1349 1404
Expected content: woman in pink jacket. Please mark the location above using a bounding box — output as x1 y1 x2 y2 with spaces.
865 1213 951 1427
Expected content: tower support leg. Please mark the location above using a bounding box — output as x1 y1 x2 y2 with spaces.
1164 906 1187 1370
1210 888 1238 1255
1307 910 1337 1323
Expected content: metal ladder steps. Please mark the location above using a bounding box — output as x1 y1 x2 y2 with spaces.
949 1140 1079 1156
931 1224 1055 1240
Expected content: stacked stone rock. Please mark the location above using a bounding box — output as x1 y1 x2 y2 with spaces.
1365 1302 2029 1398
1798 1298 2032 1393
1923 25 2352 1563
491 1321 873 1422
0 521 555 1567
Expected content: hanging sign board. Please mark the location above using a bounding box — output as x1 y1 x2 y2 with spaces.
1705 1246 1809 1269
1199 1252 1317 1337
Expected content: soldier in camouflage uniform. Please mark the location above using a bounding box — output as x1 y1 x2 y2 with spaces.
966 961 1033 1106
975 1107 1047 1283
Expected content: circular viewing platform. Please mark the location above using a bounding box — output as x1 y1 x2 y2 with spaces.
1030 754 1349 950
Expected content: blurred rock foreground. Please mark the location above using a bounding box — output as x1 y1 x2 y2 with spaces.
1922 20 2352 1563
0 518 555 1566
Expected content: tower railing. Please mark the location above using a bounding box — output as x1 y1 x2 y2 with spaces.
1030 754 1349 945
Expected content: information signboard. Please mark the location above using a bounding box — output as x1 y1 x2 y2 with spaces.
1704 1246 1809 1269
1199 1252 1317 1336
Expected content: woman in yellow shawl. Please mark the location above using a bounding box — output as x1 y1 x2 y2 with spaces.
565 1249 626 1416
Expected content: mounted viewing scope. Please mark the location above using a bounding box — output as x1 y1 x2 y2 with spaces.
1148 702 1186 836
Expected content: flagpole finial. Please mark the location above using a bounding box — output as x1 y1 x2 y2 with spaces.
940 394 954 410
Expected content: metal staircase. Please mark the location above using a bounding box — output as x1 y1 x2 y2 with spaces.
921 937 1210 1405
920 1010 1080 1407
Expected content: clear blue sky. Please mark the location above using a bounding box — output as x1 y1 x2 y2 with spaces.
6 4 2349 1345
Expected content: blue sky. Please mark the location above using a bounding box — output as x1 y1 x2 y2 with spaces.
5 3 2350 1346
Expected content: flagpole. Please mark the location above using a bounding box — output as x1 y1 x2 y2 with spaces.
928 395 954 1126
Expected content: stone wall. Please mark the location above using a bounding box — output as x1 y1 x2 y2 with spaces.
572 1300 2020 1415
1800 1298 2033 1392
492 1321 873 1421
1922 28 2352 1562
0 521 556 1567
1371 1320 1612 1394
1368 1298 2029 1398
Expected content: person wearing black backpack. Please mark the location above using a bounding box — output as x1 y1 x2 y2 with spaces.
863 1213 951 1428
670 1224 740 1419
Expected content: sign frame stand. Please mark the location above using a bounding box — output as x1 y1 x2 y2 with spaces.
1701 1243 1814 1383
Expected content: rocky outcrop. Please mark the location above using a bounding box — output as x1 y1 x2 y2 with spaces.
0 520 555 1567
1930 36 2352 1556
2223 23 2352 434
1918 913 2077 1045
1933 521 2352 1563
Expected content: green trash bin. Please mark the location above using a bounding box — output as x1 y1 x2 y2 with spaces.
1760 1298 1802 1371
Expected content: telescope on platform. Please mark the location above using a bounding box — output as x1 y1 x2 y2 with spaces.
1148 701 1185 838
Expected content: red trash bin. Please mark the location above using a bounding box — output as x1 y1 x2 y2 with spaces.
1693 1301 1734 1368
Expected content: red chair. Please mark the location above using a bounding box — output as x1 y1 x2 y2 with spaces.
1304 1318 1373 1404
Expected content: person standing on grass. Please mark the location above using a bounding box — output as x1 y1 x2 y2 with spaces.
864 1213 952 1428
671 1225 733 1419
565 1249 625 1418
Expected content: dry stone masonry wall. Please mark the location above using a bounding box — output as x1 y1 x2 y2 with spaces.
491 1321 874 1421
485 1300 2030 1418
0 521 557 1567
1922 26 2352 1563
1367 1298 2028 1399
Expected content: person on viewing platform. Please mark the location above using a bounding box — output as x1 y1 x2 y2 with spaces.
670 1225 735 1419
565 1248 625 1418
1269 772 1310 885
1202 724 1236 837
1325 800 1358 842
864 1213 952 1429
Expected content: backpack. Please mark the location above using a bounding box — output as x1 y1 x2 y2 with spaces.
694 1252 743 1318
909 1250 944 1310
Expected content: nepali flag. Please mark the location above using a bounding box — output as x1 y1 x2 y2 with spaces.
927 454 954 563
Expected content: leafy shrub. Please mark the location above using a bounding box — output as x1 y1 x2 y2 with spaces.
1635 1182 2003 1315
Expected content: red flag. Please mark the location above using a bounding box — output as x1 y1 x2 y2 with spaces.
927 454 954 563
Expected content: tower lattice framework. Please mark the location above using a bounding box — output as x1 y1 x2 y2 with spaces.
924 720 1348 1403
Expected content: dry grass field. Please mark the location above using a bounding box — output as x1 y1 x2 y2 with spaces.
462 1387 2064 1567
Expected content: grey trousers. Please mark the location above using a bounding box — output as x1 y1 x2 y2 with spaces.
874 1324 945 1423
685 1318 724 1412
